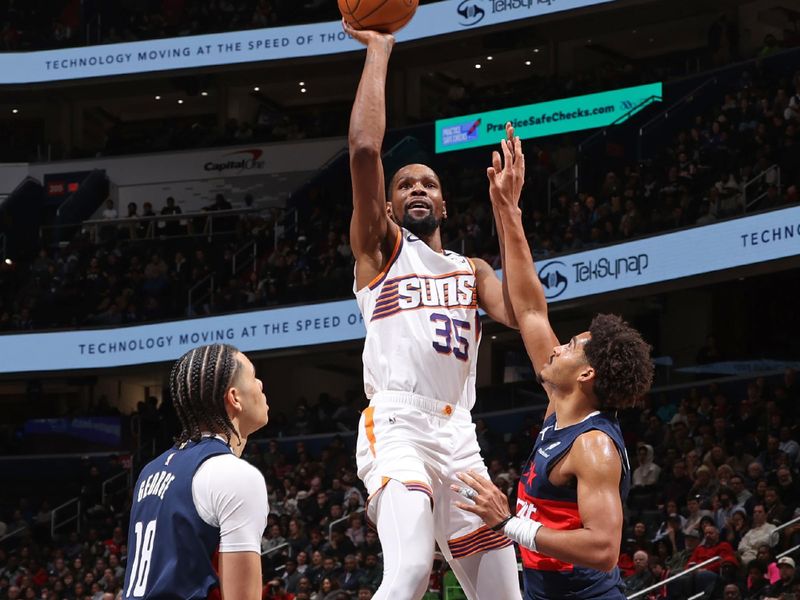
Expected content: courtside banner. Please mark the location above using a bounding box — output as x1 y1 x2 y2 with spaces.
0 206 797 373
0 0 615 84
435 82 663 153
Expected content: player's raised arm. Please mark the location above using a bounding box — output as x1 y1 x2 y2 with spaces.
488 132 559 380
474 124 525 330
345 20 399 289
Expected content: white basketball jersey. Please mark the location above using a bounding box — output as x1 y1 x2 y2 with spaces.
356 228 482 410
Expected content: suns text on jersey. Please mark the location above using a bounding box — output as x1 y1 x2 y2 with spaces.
397 274 476 309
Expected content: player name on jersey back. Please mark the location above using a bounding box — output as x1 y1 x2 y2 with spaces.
136 469 176 502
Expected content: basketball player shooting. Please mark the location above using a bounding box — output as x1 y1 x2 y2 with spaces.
453 129 654 599
344 20 523 600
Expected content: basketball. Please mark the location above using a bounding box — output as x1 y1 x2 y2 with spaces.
338 0 419 33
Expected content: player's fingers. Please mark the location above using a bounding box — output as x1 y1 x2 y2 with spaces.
514 136 523 159
459 470 488 493
505 122 515 141
467 469 487 481
501 138 513 168
456 471 480 490
455 501 479 514
486 167 496 182
450 483 475 497
492 151 502 172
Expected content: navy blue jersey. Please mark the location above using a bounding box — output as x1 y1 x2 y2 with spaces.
122 437 231 600
518 412 631 600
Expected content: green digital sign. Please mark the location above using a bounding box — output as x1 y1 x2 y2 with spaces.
435 82 663 153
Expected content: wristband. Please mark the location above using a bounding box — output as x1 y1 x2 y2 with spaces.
503 517 542 552
490 515 514 532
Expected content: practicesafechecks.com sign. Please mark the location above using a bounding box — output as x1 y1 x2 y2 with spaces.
436 82 663 153
2 206 797 373
0 0 615 84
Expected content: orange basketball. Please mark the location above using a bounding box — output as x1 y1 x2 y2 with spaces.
339 0 419 34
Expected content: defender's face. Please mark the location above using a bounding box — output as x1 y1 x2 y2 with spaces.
539 332 591 384
388 164 445 230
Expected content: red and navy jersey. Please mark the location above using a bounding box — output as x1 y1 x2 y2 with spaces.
122 437 229 600
517 412 630 600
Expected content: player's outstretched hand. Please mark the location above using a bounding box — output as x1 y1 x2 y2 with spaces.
452 470 513 529
487 122 525 209
342 19 395 49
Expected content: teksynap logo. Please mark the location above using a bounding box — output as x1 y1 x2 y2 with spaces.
457 0 486 26
457 0 553 27
538 260 569 299
204 148 265 174
440 119 482 147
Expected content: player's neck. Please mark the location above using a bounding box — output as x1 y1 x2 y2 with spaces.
421 230 444 253
551 390 599 428
228 418 247 457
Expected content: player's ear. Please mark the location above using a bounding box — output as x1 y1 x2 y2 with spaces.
386 202 394 220
224 385 243 416
577 366 595 384
442 199 447 220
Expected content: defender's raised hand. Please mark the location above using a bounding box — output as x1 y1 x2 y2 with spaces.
487 122 525 208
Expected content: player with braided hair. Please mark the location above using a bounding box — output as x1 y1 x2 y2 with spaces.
123 344 270 600
453 127 654 599
170 343 242 446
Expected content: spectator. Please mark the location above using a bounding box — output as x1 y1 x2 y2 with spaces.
755 544 782 586
357 585 374 599
722 583 742 599
630 443 661 507
262 523 288 554
632 521 653 554
688 523 738 574
738 504 778 563
714 487 737 531
309 576 339 600
730 475 752 508
663 460 694 508
336 555 364 594
101 199 118 220
683 494 713 537
761 556 797 598
722 507 748 549
282 558 302 593
764 486 791 524
745 560 771 598
690 465 718 504
358 554 382 591
344 513 366 548
159 196 184 236
653 500 686 546
264 577 295 600
776 466 800 507
646 558 670 600
624 550 654 594
287 518 309 555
